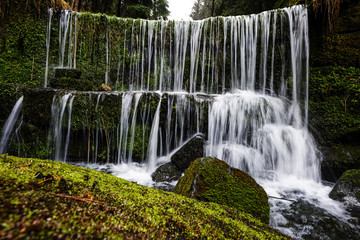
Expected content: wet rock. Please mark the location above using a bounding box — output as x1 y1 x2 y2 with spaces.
278 199 360 240
55 68 82 79
152 162 182 182
329 169 360 224
170 133 205 172
174 157 270 224
330 169 360 202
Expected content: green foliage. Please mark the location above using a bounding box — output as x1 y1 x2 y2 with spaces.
312 33 360 68
175 157 270 224
121 4 151 19
274 0 304 8
65 0 170 19
190 0 278 20
0 155 289 239
309 66 360 143
151 0 170 20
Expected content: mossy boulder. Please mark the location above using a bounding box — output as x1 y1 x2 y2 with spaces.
0 155 288 239
329 169 360 224
330 169 360 202
174 157 270 224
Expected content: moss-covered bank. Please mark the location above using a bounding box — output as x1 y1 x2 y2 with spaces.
0 155 288 239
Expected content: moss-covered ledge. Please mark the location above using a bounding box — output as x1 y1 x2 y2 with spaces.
0 155 289 239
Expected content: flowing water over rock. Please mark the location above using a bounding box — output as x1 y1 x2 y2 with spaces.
1 5 359 239
0 96 23 154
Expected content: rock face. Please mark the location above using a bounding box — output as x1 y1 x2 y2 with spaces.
174 157 270 224
330 169 360 202
170 134 205 172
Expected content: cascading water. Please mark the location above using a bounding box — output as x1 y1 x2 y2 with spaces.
0 96 23 154
44 9 53 87
49 93 75 162
0 4 354 239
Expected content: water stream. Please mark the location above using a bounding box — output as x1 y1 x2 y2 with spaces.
0 96 23 154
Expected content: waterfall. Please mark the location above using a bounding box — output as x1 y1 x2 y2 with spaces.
147 96 162 171
51 93 74 162
44 8 53 87
206 90 319 180
0 96 23 154
40 5 318 178
2 4 351 238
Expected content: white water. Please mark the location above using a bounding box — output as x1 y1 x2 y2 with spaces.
0 4 351 238
0 96 23 154
50 93 74 162
44 9 53 87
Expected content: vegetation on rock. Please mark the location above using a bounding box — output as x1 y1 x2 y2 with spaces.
0 154 288 239
329 169 360 202
174 157 270 224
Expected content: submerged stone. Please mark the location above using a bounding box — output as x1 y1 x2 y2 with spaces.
174 157 270 224
170 133 205 172
151 162 182 182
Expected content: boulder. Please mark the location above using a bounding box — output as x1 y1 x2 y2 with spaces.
174 157 270 224
170 133 204 172
151 162 182 182
330 169 360 224
330 169 360 202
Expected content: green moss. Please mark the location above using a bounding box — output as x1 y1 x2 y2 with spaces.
309 66 360 144
175 157 270 224
329 169 360 202
340 169 360 189
51 77 97 91
0 84 23 123
0 155 288 239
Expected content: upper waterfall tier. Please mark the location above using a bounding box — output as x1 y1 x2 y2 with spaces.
45 5 309 100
